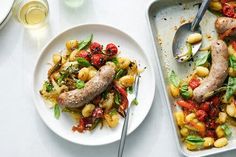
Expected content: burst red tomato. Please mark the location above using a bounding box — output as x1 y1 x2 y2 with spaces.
90 42 103 54
211 96 220 106
189 78 201 89
206 119 218 130
72 118 85 133
78 50 91 61
209 107 219 118
196 110 208 122
91 54 107 68
105 43 118 56
222 4 235 18
199 102 210 113
206 130 216 138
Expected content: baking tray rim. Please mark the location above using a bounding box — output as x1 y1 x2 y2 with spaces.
145 0 236 156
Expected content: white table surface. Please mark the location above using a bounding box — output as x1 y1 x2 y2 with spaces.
0 0 235 157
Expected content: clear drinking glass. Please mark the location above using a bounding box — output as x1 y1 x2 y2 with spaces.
12 0 49 28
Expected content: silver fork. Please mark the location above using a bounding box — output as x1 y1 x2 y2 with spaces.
118 74 140 157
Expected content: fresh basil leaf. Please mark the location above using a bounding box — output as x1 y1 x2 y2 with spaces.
54 104 60 119
115 92 121 105
76 80 85 89
221 124 232 137
180 83 191 99
127 86 134 94
111 57 118 65
186 135 205 145
195 51 210 66
89 118 101 131
169 70 180 87
132 98 138 105
226 77 236 100
229 55 236 70
109 108 118 115
78 34 93 50
77 57 91 67
115 69 127 79
44 81 53 92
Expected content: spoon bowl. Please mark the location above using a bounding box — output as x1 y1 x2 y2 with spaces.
172 0 211 63
172 23 202 62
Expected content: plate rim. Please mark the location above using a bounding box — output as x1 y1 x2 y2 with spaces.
32 23 156 146
0 0 14 26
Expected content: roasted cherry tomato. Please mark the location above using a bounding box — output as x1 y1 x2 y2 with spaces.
206 130 216 138
78 50 91 61
176 100 196 110
199 102 210 113
206 119 218 129
209 107 219 118
196 110 208 122
91 54 107 68
72 118 85 133
114 82 127 97
223 4 235 18
92 107 104 118
189 78 201 89
105 43 118 56
211 96 220 106
90 42 103 54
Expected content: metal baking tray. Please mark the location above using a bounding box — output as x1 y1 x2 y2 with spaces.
146 0 236 156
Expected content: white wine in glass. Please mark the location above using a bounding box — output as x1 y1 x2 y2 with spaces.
13 0 49 28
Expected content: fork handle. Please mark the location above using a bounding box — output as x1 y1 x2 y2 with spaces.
191 0 211 31
118 108 130 157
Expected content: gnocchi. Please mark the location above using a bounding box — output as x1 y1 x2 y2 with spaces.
169 84 180 98
209 1 222 11
101 93 114 112
104 113 119 128
195 66 209 77
82 104 95 117
216 126 225 138
187 33 202 44
214 138 228 148
175 111 185 126
78 67 90 81
52 53 62 64
69 49 80 61
203 137 214 148
119 75 135 87
66 39 79 52
118 57 130 69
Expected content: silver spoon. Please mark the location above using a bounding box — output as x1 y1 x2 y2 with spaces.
172 0 211 62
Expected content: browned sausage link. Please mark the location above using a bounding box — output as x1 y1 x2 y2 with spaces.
58 65 115 108
193 40 228 102
215 17 236 39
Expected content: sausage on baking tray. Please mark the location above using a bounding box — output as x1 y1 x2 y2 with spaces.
193 40 228 102
215 17 236 39
58 65 115 108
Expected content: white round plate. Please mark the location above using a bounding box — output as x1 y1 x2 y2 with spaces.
0 0 14 27
33 24 155 145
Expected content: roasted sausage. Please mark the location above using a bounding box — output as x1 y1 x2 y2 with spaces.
58 65 115 108
193 40 228 102
215 17 236 39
